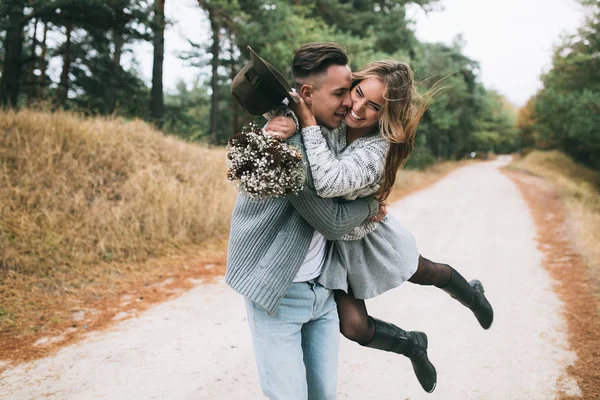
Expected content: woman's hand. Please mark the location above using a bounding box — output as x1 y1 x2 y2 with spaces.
288 92 317 128
265 116 296 140
369 203 387 222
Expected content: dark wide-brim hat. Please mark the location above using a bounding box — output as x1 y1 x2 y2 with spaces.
231 46 296 116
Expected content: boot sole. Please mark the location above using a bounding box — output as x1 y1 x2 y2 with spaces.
411 331 437 393
428 382 437 393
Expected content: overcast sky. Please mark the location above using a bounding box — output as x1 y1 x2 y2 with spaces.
406 0 585 106
131 0 586 107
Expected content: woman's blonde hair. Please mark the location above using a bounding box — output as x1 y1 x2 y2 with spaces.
352 60 433 201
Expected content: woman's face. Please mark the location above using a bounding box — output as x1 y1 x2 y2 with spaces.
345 76 386 130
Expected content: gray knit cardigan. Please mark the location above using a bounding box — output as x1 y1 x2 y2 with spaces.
225 133 379 314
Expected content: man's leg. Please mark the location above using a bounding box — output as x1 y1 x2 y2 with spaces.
245 283 314 400
301 281 340 400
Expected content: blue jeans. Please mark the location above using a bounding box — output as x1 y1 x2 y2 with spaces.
245 281 340 400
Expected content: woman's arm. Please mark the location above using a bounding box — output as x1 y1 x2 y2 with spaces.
266 117 388 199
288 185 380 240
264 92 316 140
263 106 298 138
302 126 388 199
284 132 381 240
266 96 388 200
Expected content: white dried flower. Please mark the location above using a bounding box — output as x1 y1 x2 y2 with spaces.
226 123 305 200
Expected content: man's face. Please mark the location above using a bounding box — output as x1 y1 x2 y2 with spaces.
303 65 352 129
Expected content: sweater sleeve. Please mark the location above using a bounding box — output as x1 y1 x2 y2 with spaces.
289 187 379 240
285 132 379 240
302 126 388 199
262 105 299 132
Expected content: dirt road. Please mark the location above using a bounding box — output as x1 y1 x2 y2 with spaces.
0 158 582 399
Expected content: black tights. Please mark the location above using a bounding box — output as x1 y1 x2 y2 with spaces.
335 289 375 345
336 255 453 344
408 255 452 287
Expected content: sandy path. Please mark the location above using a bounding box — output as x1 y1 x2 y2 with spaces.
0 158 582 399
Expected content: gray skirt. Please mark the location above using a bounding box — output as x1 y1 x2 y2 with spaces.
317 215 419 299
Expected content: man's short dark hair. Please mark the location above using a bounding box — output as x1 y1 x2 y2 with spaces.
291 42 349 83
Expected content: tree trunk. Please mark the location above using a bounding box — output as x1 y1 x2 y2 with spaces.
0 0 25 108
109 9 125 115
37 22 48 99
230 51 240 134
112 7 124 67
56 23 73 107
27 18 38 106
150 0 165 128
209 14 220 145
113 37 123 66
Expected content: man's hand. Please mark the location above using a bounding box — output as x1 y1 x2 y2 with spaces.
369 203 387 222
265 116 296 140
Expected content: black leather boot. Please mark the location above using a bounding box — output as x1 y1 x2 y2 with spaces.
441 267 494 329
363 317 437 393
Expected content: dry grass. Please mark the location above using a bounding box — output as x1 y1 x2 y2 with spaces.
1 109 236 273
0 108 467 364
0 109 236 360
510 151 600 292
507 150 600 398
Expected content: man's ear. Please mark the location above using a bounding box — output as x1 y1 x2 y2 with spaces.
299 84 313 105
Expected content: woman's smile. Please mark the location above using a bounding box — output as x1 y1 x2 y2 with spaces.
348 109 365 121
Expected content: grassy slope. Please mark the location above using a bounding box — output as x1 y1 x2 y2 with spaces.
0 110 236 346
1 110 236 273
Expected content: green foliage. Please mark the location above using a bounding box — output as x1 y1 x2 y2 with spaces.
408 39 520 159
413 41 476 159
70 57 150 117
163 80 211 141
405 134 435 169
471 89 519 153
237 1 335 73
522 0 600 168
535 88 600 167
0 0 517 167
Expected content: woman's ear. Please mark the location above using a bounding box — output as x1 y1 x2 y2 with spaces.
299 84 313 105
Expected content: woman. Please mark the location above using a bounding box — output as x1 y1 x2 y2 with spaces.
268 60 494 393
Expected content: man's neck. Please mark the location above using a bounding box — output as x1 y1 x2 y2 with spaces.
315 117 335 131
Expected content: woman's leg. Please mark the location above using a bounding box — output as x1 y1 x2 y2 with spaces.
333 290 375 345
334 290 437 393
409 255 494 329
407 255 452 286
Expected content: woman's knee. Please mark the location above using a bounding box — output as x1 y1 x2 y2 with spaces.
410 256 439 284
411 256 451 286
339 316 372 344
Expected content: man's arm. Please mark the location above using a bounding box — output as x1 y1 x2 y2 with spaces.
286 133 379 240
288 186 379 240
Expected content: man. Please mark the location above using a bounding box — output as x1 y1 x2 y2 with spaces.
226 43 378 399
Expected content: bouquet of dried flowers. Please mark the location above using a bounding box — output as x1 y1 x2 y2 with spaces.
226 123 305 200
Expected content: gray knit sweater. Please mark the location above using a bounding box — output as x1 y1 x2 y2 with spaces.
302 123 389 241
225 133 379 314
